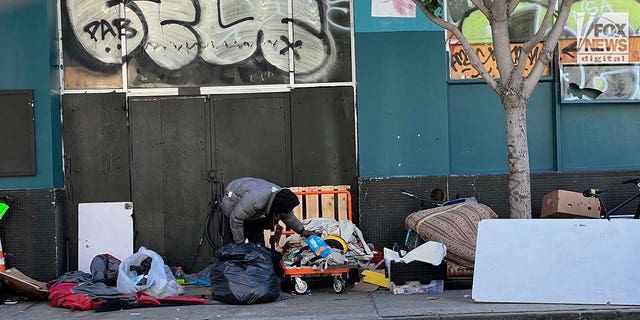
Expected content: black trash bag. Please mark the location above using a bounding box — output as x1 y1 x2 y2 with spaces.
90 254 121 286
210 243 281 305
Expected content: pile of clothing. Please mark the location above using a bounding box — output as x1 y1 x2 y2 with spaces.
280 218 373 270
47 252 207 312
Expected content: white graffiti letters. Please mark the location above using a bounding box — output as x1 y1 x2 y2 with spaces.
65 0 349 79
580 0 613 16
67 0 144 64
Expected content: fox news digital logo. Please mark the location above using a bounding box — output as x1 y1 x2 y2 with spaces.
576 12 629 64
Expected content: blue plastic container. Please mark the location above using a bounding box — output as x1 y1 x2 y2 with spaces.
305 235 331 258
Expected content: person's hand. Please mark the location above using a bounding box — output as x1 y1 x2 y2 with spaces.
300 229 321 238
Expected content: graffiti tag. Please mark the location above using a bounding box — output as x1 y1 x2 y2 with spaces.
65 0 350 80
449 43 549 79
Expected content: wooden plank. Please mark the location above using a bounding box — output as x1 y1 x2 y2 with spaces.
320 186 336 220
449 43 549 79
129 99 166 256
559 36 640 64
337 187 349 221
64 66 122 90
62 93 130 270
159 97 210 268
305 187 320 220
290 187 304 221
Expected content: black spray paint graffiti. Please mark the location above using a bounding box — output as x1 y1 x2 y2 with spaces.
450 45 544 78
64 0 351 82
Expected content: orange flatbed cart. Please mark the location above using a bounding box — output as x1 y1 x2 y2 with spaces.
278 187 354 294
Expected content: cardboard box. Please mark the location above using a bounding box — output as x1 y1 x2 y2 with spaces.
541 190 601 219
0 268 49 300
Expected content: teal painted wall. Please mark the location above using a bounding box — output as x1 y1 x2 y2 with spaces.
354 0 441 32
353 3 640 177
357 31 449 177
0 1 61 190
449 81 556 174
2 1 636 189
560 103 640 170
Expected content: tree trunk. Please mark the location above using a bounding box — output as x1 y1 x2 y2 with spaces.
502 97 532 219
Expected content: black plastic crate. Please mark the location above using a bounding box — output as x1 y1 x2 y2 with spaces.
387 260 447 285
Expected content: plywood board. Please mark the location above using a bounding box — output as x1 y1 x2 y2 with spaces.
472 219 640 305
129 97 211 269
129 99 166 255
78 202 133 273
64 66 122 90
290 87 356 187
213 93 291 187
449 43 550 79
559 36 640 64
62 93 130 270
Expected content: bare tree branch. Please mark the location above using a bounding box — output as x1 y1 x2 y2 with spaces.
413 0 499 92
507 0 522 15
482 0 495 10
524 0 574 96
488 3 515 84
469 0 490 17
513 0 557 77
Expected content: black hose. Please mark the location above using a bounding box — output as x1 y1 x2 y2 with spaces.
188 179 224 272
188 198 220 273
204 198 220 250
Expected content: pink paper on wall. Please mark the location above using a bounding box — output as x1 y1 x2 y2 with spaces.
371 0 416 18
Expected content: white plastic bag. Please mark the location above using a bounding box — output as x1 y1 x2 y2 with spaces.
116 247 183 298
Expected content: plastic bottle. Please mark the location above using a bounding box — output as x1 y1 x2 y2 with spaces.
305 235 331 258
175 266 185 285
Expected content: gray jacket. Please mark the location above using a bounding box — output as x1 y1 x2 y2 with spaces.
220 177 304 244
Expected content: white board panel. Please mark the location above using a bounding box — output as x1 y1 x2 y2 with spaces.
472 219 640 305
78 202 134 273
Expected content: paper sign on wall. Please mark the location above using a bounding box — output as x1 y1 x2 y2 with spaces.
372 0 416 18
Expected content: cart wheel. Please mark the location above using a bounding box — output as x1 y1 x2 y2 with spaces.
294 277 308 294
333 275 346 294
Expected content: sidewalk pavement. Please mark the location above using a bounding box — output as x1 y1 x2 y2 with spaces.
3 287 640 320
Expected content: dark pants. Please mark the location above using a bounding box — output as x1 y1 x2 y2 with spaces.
221 214 267 246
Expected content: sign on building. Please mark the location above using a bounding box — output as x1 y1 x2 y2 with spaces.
576 12 629 64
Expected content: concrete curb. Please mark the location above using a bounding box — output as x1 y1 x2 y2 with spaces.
387 309 640 320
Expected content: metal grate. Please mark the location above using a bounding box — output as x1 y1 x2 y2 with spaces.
359 169 640 248
0 189 66 281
